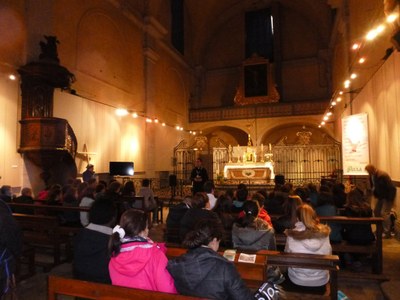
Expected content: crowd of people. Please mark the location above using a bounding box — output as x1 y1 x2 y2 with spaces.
0 163 397 299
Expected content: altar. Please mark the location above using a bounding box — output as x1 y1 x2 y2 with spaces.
223 162 274 180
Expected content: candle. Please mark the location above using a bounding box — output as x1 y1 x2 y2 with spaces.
261 144 264 152
269 143 272 151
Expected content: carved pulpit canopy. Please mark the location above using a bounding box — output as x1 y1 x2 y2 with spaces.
234 54 280 106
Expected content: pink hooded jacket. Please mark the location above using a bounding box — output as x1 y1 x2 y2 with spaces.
109 241 177 294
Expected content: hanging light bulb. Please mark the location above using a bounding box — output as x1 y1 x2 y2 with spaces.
387 13 399 23
115 108 128 116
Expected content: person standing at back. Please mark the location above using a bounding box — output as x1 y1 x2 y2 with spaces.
82 164 95 183
365 164 397 237
190 158 208 195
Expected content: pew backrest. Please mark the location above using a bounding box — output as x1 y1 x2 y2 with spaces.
48 275 206 300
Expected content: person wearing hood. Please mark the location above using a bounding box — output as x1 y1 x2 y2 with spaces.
232 200 283 284
167 218 253 300
284 204 331 293
108 209 176 294
232 200 276 251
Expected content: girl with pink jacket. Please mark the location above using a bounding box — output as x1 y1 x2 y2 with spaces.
108 209 176 294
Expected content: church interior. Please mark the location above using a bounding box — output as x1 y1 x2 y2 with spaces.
0 0 399 196
1 0 400 299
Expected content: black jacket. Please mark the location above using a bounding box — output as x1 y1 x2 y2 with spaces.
73 226 111 283
167 247 253 300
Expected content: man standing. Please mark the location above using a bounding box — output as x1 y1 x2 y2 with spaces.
190 158 208 195
82 164 95 183
365 164 397 237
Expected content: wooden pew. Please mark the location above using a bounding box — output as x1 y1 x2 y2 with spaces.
166 247 339 300
48 275 206 300
257 250 339 300
13 213 72 270
166 247 268 289
319 216 384 274
9 202 90 214
16 245 35 281
272 216 384 274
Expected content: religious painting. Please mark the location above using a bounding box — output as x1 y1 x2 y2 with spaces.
234 55 280 106
244 64 268 97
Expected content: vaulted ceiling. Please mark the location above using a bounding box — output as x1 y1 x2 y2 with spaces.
183 0 335 64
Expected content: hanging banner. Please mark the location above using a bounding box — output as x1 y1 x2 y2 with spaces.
342 113 369 175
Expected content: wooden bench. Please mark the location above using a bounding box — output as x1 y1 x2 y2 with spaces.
271 215 384 274
166 246 339 300
48 275 206 299
13 213 72 270
9 202 89 214
319 216 384 274
166 247 268 289
15 245 35 281
257 250 339 300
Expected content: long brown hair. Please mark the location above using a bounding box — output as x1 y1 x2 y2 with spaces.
109 209 148 256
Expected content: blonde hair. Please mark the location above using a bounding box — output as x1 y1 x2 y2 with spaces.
296 204 321 231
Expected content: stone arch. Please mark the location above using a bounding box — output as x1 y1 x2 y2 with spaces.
261 122 339 146
192 125 249 147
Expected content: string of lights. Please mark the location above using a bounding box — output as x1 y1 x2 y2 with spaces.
114 107 196 135
318 11 399 128
1 64 195 135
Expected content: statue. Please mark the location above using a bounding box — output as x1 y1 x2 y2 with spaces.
39 35 60 63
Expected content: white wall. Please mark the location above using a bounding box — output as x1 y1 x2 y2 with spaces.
343 51 400 181
0 75 23 188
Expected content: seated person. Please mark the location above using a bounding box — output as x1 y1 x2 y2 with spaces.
284 204 331 295
12 187 34 214
342 188 375 270
109 209 176 294
273 194 302 234
179 192 219 241
79 187 96 227
212 194 235 247
232 187 248 213
315 191 342 244
342 188 375 245
167 219 253 300
166 196 192 243
232 200 282 284
237 192 273 227
73 199 117 283
138 179 158 226
232 200 276 251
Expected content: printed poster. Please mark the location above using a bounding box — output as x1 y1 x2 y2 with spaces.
342 113 369 175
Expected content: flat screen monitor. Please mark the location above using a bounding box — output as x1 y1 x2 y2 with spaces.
109 161 134 176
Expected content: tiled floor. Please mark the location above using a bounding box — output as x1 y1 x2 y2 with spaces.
16 218 400 299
